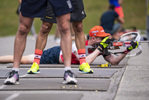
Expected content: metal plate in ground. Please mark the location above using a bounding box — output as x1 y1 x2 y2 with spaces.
0 78 110 91
0 93 83 100
7 63 125 68
0 68 117 79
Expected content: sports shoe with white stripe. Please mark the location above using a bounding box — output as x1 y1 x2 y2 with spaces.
4 70 19 85
63 70 77 84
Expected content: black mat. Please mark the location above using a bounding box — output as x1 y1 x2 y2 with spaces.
0 93 83 100
0 68 117 79
0 78 110 91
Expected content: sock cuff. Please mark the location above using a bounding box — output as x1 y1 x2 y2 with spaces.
64 67 71 71
35 49 43 55
12 68 19 72
78 49 86 54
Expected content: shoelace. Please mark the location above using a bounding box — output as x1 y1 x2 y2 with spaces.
65 70 77 78
5 70 16 78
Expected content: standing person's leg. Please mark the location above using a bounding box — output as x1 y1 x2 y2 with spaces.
57 13 77 84
72 21 93 74
52 0 77 84
56 14 72 68
71 0 93 74
4 13 34 85
27 21 53 74
14 13 34 68
36 22 53 50
4 0 47 85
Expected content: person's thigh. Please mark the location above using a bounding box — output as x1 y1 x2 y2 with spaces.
19 13 34 33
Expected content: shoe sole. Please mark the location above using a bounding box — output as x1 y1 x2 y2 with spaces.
4 81 19 85
78 70 93 74
63 81 77 85
27 70 40 74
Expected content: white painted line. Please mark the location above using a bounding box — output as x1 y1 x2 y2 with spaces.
5 93 20 100
20 74 29 77
0 85 6 89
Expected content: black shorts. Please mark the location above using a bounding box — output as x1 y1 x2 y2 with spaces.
20 0 73 18
41 0 86 23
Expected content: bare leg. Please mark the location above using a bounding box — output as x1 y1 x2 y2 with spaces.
56 13 71 67
54 25 61 39
13 12 34 68
21 54 34 64
0 55 13 63
72 21 85 50
27 22 53 74
72 21 93 73
35 22 53 50
0 54 34 64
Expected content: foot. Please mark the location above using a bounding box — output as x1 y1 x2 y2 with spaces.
27 62 40 74
79 63 93 74
4 70 19 85
63 70 77 84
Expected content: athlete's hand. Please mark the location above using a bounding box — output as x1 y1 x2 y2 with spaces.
127 41 139 51
97 36 114 51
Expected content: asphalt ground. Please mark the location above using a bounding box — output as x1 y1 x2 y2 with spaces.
0 35 149 100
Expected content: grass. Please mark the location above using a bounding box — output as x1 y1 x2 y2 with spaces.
0 0 146 37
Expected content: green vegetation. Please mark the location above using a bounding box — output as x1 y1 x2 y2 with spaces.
0 0 146 37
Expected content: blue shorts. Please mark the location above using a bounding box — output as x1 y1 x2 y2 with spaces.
20 0 73 18
40 46 61 64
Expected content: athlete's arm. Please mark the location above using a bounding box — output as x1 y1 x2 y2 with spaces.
86 48 101 64
104 53 127 65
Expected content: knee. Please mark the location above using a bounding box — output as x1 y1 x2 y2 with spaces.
40 23 53 35
58 23 70 34
18 24 30 36
73 23 83 34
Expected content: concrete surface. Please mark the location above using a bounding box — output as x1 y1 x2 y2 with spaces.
0 35 148 100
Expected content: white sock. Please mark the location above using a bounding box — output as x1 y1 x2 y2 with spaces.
12 68 19 72
64 67 71 71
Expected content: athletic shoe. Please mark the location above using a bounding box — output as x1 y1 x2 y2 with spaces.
79 63 93 74
63 70 77 84
4 70 19 85
27 62 40 74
